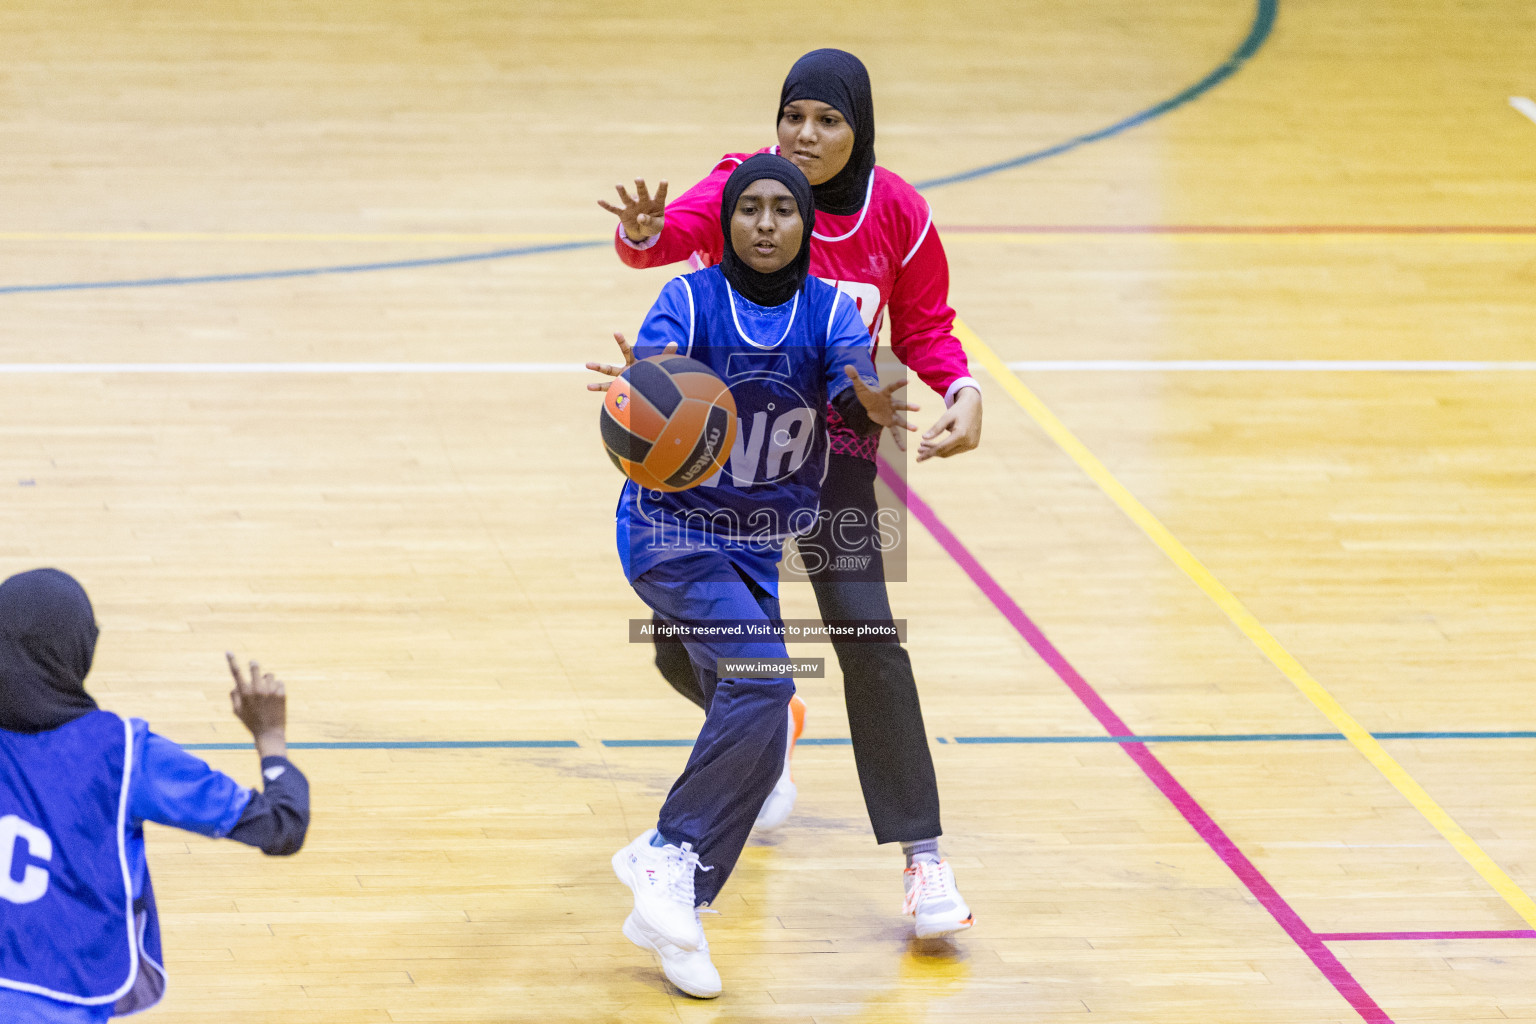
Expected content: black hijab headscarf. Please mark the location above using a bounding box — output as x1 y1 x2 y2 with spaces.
0 568 100 733
778 48 876 217
719 152 815 309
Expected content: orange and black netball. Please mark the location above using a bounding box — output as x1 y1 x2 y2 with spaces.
601 354 738 492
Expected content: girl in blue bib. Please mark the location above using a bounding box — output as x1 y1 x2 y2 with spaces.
0 568 311 1022
591 154 914 999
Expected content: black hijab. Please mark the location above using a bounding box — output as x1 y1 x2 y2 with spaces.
719 153 815 309
0 568 100 733
778 48 876 217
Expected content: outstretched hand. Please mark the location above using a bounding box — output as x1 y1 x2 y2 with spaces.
227 652 287 761
916 387 983 462
586 334 678 392
598 178 669 244
842 365 919 451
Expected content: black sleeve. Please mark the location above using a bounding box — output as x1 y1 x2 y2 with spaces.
831 385 881 438
226 756 310 856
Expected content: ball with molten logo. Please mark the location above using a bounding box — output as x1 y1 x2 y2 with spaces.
600 354 738 492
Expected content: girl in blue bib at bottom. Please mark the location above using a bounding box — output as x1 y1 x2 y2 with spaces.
589 153 916 999
0 569 311 1023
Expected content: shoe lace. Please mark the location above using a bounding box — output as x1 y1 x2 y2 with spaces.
664 842 712 906
903 859 952 913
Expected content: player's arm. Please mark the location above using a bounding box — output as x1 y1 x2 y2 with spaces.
585 279 692 392
886 220 983 461
224 653 309 854
126 656 309 857
599 166 733 269
825 295 919 448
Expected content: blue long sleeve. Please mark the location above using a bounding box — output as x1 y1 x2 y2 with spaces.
129 725 308 855
633 277 696 358
130 727 252 838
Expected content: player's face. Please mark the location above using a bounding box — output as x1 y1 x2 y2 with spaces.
778 100 854 186
730 179 804 275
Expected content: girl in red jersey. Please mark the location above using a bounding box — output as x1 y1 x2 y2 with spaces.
597 48 978 938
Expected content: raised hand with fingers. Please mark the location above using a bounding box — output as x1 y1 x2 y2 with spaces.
586 334 679 393
598 178 669 244
843 365 920 451
228 652 288 762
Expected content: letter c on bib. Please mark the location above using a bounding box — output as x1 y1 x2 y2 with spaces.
0 814 53 904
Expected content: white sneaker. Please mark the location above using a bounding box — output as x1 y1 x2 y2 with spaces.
623 911 722 999
612 830 708 951
903 856 974 938
753 695 806 832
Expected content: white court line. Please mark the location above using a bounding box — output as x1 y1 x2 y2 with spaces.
1511 96 1536 125
2 361 1536 374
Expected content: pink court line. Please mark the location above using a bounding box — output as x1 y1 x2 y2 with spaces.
877 458 1393 1024
1320 930 1536 942
941 224 1536 235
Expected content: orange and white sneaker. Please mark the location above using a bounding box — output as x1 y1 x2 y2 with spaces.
903 856 974 938
753 695 807 832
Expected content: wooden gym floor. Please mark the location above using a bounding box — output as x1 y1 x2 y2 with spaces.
2 1 1534 1020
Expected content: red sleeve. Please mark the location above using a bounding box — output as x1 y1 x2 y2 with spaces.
886 220 976 403
613 157 739 270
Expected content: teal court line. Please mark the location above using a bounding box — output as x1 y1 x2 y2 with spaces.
181 739 581 750
0 0 1278 295
177 730 1536 751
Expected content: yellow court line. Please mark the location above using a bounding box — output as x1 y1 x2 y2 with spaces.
954 316 1536 930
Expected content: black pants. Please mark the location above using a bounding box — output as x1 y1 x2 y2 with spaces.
652 454 942 845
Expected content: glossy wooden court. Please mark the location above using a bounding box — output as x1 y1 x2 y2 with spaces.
3 1 1535 1020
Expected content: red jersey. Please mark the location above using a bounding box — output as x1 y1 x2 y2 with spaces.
616 147 979 460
